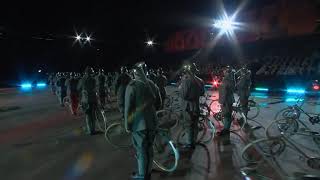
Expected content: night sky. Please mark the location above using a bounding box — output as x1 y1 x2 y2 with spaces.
0 0 315 83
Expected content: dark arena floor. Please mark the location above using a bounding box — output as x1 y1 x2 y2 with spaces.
0 86 320 180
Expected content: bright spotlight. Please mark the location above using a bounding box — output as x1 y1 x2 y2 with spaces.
147 40 153 46
38 69 42 73
76 35 81 40
213 15 238 35
214 19 234 31
86 36 91 41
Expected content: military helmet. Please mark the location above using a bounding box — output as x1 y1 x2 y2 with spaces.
120 66 128 73
98 69 104 74
133 62 147 74
85 66 95 75
183 62 199 74
157 67 164 75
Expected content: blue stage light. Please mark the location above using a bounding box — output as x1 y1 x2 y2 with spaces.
255 87 269 92
36 83 46 88
21 83 32 89
286 88 305 94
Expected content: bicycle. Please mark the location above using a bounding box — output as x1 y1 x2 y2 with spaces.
176 111 216 145
206 101 248 132
64 96 84 116
241 137 320 171
63 96 71 108
269 97 320 147
235 98 260 120
274 96 320 126
76 91 108 132
265 118 320 149
94 92 110 132
240 166 320 180
243 119 320 171
104 119 179 172
174 92 217 145
159 90 182 129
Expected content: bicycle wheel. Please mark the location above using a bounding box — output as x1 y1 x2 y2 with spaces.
153 129 179 172
156 110 179 130
105 122 132 149
241 137 286 164
95 109 107 132
247 100 260 120
200 103 210 117
265 118 299 138
63 97 70 107
198 118 215 144
274 107 300 121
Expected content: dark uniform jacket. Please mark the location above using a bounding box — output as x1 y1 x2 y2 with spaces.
125 76 162 132
65 78 79 94
237 72 251 98
155 74 167 100
56 77 67 91
95 74 107 94
218 74 235 105
78 75 97 104
180 74 205 114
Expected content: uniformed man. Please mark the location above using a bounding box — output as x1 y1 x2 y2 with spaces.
78 67 98 135
218 66 235 135
48 73 56 95
155 68 167 109
179 63 205 149
148 69 157 84
115 66 132 116
56 72 67 107
236 67 252 118
95 69 107 107
65 72 80 115
106 72 113 96
124 62 162 180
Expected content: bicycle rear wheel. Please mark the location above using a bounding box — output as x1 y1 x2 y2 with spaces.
153 129 179 172
105 122 132 149
247 100 260 120
265 118 299 138
241 137 286 164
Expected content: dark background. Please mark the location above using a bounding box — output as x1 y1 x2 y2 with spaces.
0 0 318 85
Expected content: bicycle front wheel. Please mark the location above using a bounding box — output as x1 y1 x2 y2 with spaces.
247 100 260 120
63 97 70 107
156 110 179 130
153 129 179 172
241 137 286 164
198 118 215 144
95 109 107 132
274 107 300 121
105 122 132 149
